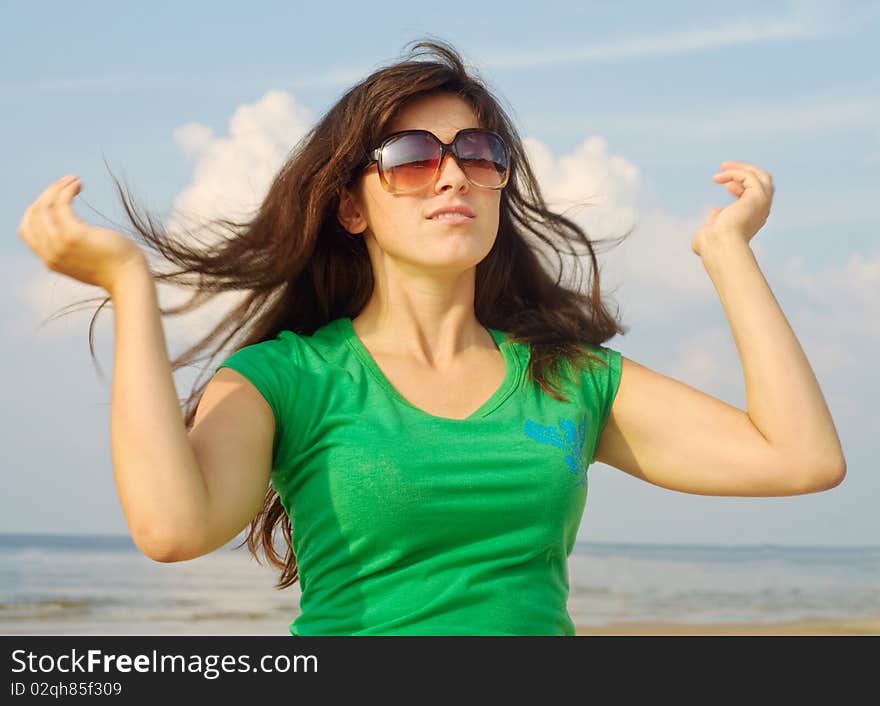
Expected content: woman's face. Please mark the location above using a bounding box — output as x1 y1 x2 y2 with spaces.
338 92 502 277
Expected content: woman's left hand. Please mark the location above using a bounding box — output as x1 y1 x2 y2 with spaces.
691 160 775 257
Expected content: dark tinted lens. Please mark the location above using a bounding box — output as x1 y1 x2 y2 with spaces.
455 131 509 187
380 133 441 192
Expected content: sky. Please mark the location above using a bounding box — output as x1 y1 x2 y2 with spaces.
2 0 878 547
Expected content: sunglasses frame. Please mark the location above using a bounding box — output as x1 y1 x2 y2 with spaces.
363 128 511 193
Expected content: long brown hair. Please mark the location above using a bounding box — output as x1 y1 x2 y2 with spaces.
59 39 629 588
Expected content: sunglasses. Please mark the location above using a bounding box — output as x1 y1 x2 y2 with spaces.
363 128 511 193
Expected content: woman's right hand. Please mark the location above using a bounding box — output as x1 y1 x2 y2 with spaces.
17 175 148 294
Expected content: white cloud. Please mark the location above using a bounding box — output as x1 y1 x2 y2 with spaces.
153 90 314 351
522 136 641 234
522 134 733 323
173 122 215 159
168 90 312 233
12 89 314 356
524 136 641 223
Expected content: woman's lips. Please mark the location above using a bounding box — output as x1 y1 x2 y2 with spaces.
426 203 476 219
428 213 475 224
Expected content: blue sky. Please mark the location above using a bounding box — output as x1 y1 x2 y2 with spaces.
2 0 878 547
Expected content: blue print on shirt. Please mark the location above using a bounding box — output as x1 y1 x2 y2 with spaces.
523 415 589 486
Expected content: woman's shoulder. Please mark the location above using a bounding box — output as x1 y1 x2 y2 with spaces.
500 331 619 364
580 341 621 365
216 318 348 373
248 318 349 350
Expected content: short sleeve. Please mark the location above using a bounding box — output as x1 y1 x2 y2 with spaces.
582 345 623 466
214 332 298 463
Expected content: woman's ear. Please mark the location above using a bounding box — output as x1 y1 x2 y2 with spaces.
337 187 368 235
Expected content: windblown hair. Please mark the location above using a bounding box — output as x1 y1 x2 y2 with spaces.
62 39 629 589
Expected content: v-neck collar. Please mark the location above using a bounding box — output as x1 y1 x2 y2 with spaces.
338 317 521 421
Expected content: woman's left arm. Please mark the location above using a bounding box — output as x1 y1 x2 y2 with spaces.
594 161 846 496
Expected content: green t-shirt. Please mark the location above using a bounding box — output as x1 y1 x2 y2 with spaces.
216 317 622 636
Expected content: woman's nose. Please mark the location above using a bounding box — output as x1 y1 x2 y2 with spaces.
434 152 469 192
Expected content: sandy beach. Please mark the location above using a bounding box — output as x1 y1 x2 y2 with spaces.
575 619 880 636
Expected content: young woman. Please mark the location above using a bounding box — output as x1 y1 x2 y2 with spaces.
17 41 845 636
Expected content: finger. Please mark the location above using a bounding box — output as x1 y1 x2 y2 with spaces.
20 176 75 259
714 176 746 197
35 175 79 213
720 161 773 193
736 166 773 194
725 181 745 197
713 168 767 197
53 178 83 231
38 180 82 257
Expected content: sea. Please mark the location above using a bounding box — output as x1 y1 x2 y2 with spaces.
1 533 878 635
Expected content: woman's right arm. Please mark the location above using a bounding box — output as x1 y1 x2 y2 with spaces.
19 176 274 562
107 261 206 561
109 263 275 563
